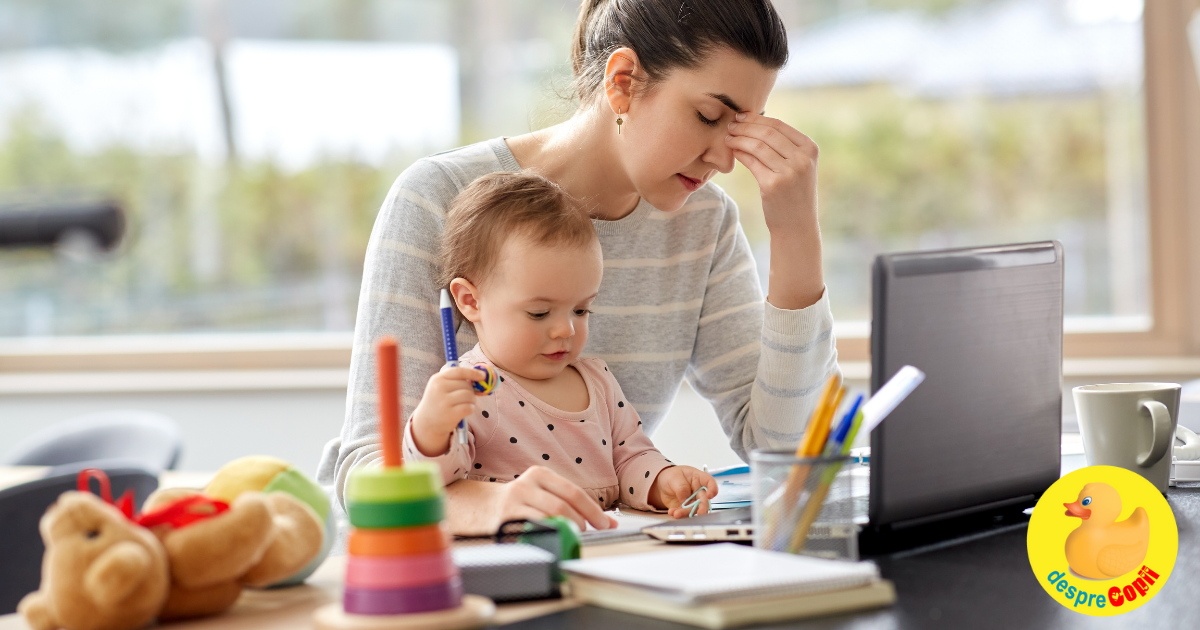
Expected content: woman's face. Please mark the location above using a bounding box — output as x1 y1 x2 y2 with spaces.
619 48 778 211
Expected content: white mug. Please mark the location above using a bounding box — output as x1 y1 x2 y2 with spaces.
1072 383 1180 493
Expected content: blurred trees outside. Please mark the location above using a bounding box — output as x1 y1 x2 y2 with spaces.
0 0 1147 334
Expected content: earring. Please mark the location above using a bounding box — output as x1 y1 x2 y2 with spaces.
616 108 624 134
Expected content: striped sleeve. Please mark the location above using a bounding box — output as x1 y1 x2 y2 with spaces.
318 158 460 510
683 193 839 460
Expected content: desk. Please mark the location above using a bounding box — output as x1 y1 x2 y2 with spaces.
3 468 1196 629
505 485 1200 630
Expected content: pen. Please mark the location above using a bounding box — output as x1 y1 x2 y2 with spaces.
823 394 864 457
439 289 467 445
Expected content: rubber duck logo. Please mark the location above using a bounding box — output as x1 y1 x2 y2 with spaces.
1026 466 1177 616
1063 482 1148 580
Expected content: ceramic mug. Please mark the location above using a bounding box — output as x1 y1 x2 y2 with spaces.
1072 383 1180 493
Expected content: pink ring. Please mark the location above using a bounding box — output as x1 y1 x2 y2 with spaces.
345 552 458 589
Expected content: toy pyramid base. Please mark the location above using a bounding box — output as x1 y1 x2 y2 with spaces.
313 594 495 630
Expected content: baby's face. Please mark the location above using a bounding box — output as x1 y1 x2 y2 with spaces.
465 235 603 380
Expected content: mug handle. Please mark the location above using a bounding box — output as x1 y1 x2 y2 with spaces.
1137 400 1173 468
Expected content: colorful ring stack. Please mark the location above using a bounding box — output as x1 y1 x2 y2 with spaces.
344 462 461 615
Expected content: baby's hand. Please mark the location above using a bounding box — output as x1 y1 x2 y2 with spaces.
649 466 718 518
410 365 485 456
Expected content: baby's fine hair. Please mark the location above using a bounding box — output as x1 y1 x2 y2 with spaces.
438 171 597 289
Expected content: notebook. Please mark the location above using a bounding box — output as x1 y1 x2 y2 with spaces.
563 544 893 628
569 575 895 629
578 509 662 546
562 543 881 604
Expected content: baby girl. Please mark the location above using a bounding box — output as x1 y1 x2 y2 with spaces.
402 171 716 523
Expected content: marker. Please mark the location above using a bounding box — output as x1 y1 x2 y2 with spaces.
439 289 467 445
860 365 926 435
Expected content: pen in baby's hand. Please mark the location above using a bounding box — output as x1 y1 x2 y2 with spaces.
439 289 468 445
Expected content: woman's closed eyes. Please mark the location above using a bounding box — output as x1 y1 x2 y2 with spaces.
697 111 720 127
527 309 592 320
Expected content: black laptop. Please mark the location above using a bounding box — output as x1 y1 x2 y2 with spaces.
860 241 1064 553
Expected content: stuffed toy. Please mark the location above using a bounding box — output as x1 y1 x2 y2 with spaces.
17 490 170 630
198 455 334 586
18 458 328 630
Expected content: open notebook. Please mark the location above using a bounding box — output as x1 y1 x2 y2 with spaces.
563 544 893 628
578 509 663 546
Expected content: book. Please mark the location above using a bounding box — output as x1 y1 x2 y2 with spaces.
563 543 880 603
568 574 895 629
562 543 893 628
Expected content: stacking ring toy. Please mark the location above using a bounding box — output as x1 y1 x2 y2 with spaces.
471 363 498 396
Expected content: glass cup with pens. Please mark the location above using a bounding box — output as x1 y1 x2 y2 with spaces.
752 366 925 560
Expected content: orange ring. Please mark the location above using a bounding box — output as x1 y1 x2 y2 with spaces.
348 523 450 557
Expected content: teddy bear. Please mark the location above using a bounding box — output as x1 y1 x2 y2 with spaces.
17 491 170 630
18 459 328 630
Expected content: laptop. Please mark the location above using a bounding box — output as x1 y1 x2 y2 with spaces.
646 242 1064 553
860 241 1064 553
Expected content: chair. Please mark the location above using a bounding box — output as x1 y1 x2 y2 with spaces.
3 410 182 471
0 465 159 615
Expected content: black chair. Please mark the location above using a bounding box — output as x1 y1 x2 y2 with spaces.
3 410 182 471
0 464 159 614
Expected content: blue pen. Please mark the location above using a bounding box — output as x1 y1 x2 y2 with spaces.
823 394 864 457
440 289 468 444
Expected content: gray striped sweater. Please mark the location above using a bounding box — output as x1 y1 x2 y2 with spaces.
316 138 840 510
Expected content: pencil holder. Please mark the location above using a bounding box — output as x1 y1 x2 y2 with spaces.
751 450 862 560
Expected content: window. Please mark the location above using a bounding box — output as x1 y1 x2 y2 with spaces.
1 0 1197 364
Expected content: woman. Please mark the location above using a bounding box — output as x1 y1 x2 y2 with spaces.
317 0 838 535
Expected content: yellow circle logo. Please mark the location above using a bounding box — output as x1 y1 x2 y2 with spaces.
1027 465 1177 615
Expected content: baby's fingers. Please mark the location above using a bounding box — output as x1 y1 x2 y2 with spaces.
666 472 694 510
438 366 486 382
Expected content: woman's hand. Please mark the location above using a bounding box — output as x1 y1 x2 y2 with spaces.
725 112 819 235
410 365 484 457
725 112 825 310
494 466 618 532
648 466 718 519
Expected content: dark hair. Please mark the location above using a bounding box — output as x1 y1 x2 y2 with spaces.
438 171 597 290
571 0 788 103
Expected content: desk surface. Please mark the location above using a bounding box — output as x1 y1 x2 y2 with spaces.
505 485 1200 630
3 467 1196 629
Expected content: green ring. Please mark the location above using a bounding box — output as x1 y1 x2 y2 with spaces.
347 462 443 504
348 496 444 529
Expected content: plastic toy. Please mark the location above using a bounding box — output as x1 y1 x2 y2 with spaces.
313 336 494 630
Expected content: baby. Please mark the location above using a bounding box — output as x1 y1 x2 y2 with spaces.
403 171 715 521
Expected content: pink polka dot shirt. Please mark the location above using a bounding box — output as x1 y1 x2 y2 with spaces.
402 344 675 511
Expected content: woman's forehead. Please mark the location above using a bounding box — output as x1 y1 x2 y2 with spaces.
663 48 777 113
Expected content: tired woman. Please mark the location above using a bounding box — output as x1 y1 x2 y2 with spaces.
318 0 838 534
